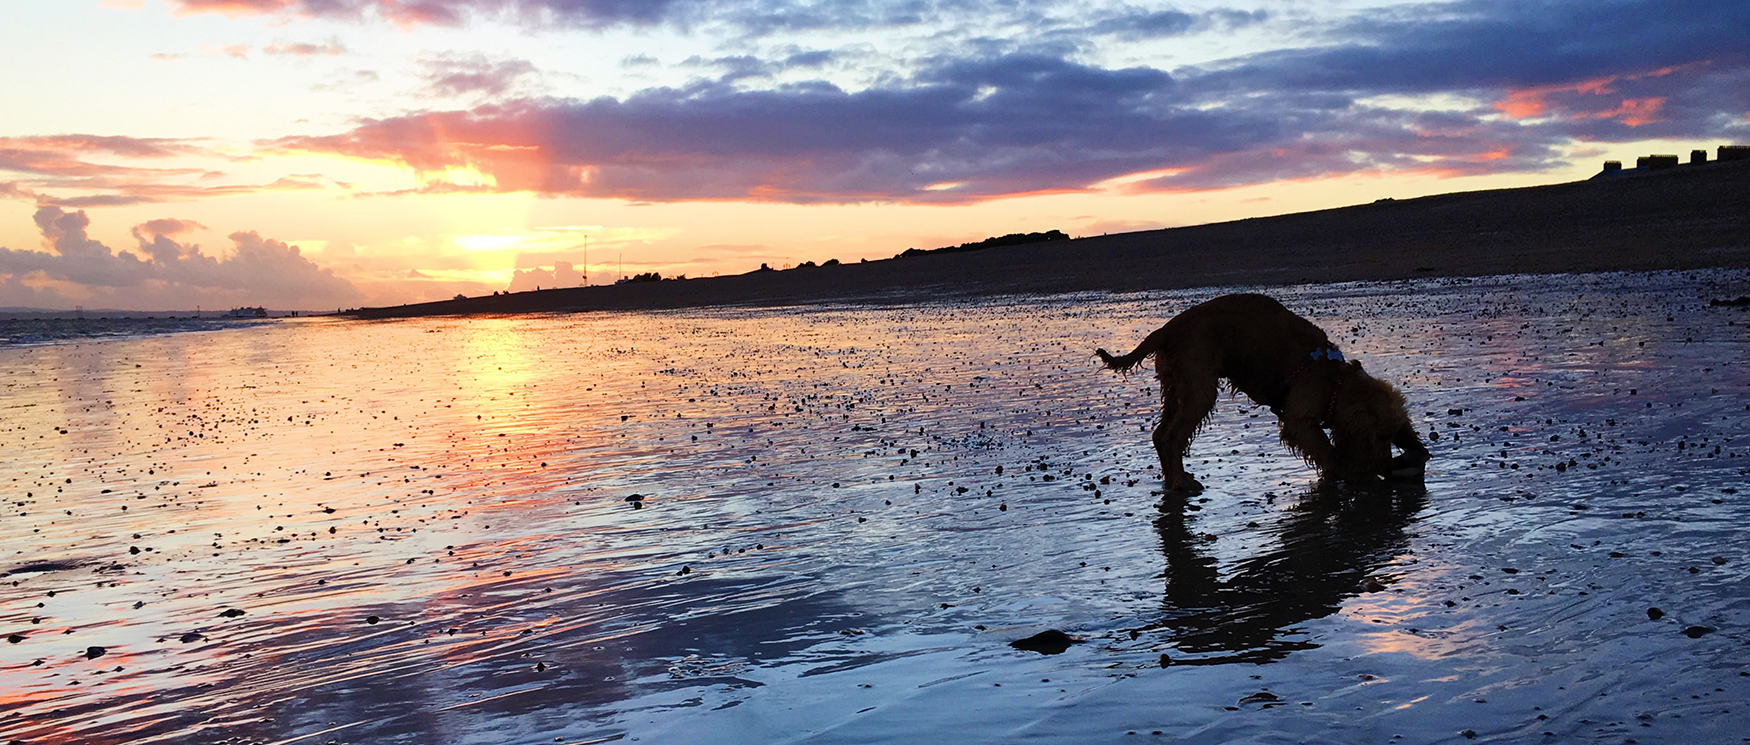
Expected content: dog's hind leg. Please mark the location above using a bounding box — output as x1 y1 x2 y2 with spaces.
1154 373 1218 493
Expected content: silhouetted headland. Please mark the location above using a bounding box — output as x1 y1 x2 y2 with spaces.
346 156 1750 319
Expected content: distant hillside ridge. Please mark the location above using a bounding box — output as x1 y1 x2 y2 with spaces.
896 230 1070 258
344 158 1750 319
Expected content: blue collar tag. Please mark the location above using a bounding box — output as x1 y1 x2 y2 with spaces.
1309 346 1344 362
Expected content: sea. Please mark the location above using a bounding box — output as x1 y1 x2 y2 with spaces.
0 315 273 349
2 269 1748 744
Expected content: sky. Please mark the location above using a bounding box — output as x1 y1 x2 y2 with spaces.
1 0 1746 311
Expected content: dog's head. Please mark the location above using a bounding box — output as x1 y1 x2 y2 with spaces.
1328 362 1429 482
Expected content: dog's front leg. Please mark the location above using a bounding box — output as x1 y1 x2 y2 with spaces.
1279 417 1341 479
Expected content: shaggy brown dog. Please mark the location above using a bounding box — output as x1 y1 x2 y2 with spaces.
1097 294 1428 492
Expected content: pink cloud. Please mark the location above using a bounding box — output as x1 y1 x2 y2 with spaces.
1493 65 1694 128
134 217 208 239
1 135 344 207
263 39 346 56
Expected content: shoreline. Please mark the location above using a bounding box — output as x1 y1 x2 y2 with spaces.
347 159 1750 318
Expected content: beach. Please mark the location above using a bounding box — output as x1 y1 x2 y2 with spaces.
4 269 1749 743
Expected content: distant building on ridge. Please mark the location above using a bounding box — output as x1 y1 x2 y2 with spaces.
1593 143 1747 179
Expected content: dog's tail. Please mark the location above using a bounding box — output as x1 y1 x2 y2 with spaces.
1096 324 1172 374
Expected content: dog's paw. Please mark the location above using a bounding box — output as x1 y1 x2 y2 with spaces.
1167 476 1204 494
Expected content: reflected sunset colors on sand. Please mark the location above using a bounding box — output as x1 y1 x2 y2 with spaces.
3 270 1749 743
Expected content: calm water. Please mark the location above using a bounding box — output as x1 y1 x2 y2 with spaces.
0 316 272 348
2 271 1748 744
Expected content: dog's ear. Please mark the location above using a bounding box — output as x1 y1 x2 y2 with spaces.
1346 360 1364 374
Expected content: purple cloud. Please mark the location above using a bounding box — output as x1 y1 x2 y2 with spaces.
141 0 1750 203
422 55 538 98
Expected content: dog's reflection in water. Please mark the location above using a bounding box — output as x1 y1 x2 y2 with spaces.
1138 482 1427 665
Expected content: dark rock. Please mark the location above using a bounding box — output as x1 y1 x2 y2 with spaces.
1009 629 1077 654
5 559 86 576
1647 607 1664 621
1683 625 1714 638
218 608 244 618
85 646 106 659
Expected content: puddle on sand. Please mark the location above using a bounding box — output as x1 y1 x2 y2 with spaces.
2 269 1748 744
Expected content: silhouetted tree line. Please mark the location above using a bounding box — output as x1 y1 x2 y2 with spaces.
896 229 1069 259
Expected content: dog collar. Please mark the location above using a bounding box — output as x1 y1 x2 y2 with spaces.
1269 342 1347 416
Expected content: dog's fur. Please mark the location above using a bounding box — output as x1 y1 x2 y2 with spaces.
1097 293 1428 491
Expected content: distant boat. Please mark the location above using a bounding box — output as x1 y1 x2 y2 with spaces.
226 307 267 318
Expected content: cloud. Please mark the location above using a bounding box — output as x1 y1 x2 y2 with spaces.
270 54 1203 202
134 217 208 239
263 39 347 56
166 0 1136 33
1086 7 1267 40
262 0 1750 203
168 0 688 27
422 55 539 98
782 50 834 68
0 206 360 310
506 260 585 292
0 135 206 184
16 206 155 287
1 135 347 206
0 182 39 200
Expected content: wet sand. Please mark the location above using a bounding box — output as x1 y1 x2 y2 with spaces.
352 159 1750 318
4 269 1749 743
